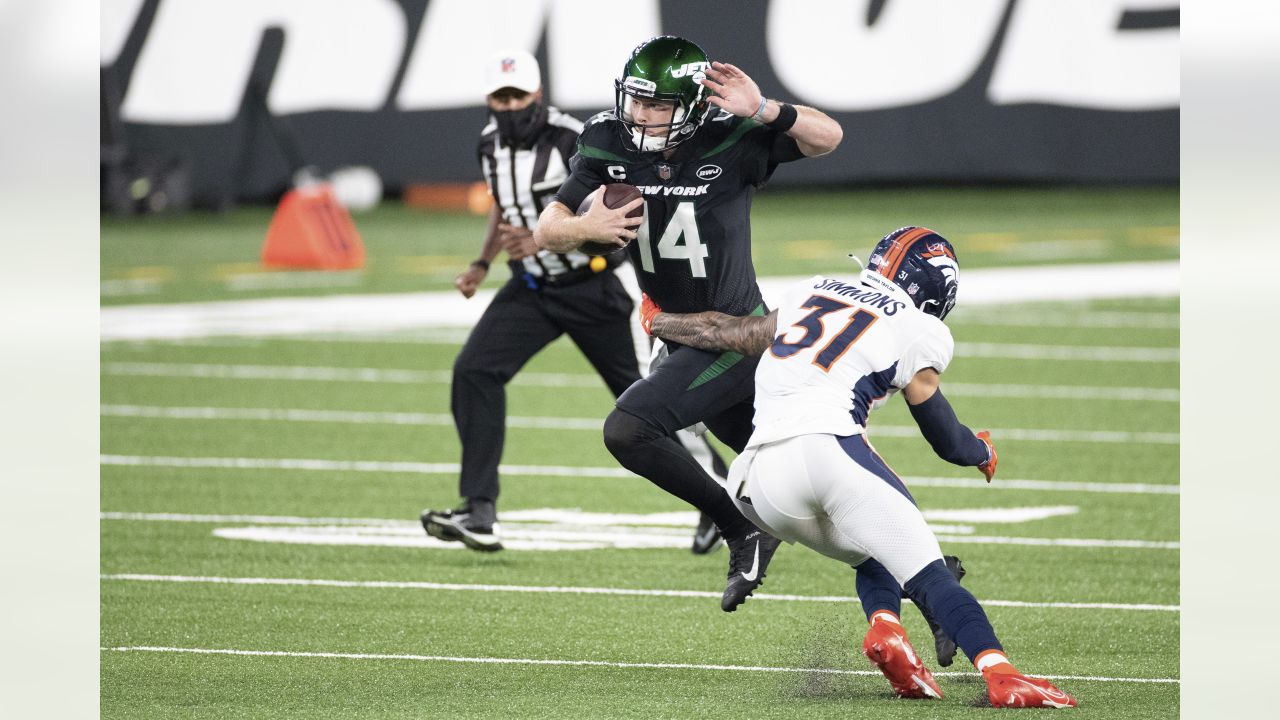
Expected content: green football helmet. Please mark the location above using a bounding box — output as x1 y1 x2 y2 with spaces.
614 35 713 153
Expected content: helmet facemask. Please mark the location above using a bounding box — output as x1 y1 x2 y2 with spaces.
612 36 713 153
615 77 706 153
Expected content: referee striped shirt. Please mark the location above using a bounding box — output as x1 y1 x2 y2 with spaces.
478 107 593 280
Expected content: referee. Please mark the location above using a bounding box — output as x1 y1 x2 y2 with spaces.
422 50 728 553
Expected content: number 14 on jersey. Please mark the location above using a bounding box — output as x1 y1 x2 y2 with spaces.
636 201 709 278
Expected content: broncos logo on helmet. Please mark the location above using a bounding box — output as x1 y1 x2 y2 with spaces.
866 226 959 321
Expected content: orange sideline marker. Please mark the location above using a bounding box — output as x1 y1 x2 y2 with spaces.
261 184 365 269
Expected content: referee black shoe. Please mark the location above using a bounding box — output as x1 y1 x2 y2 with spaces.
420 499 503 552
721 527 781 612
915 555 967 666
691 512 723 555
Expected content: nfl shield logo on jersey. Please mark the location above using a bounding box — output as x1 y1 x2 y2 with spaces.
656 163 673 181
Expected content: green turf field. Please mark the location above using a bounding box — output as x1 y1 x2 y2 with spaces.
101 188 1179 718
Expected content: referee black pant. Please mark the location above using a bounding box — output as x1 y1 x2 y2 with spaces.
451 271 644 503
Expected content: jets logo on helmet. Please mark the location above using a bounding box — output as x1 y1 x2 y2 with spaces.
867 226 960 321
614 35 713 153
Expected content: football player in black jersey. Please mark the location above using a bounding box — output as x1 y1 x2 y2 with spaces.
422 49 734 556
534 36 843 611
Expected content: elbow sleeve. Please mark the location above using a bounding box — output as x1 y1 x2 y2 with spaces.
908 389 989 467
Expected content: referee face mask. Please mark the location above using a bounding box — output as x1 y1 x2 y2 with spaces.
488 88 547 147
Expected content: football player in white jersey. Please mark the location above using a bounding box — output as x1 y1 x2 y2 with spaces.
639 227 1076 709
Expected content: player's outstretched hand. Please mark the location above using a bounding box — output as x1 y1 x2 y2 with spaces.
581 185 643 247
455 263 487 299
976 430 997 482
700 61 763 118
640 293 662 335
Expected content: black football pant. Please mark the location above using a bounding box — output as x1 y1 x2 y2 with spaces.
603 344 759 539
452 272 643 503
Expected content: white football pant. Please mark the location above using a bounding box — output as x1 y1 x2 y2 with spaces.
727 433 943 586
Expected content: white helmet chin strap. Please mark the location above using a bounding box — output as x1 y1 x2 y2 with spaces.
631 127 669 152
626 97 688 152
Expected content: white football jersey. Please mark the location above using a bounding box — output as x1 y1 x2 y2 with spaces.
746 271 954 448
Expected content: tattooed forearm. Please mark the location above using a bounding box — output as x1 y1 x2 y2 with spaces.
651 310 779 356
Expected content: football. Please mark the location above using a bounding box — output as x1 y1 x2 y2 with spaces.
575 183 644 256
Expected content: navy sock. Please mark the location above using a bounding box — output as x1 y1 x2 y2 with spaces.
903 558 1002 663
854 558 902 620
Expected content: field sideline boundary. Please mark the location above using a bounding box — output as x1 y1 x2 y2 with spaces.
100 261 1178 341
100 645 1180 684
99 404 1178 445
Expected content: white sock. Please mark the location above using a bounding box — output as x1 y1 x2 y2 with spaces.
870 611 902 627
975 650 1011 672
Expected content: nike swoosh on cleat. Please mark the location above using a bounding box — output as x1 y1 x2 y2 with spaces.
911 675 941 699
695 526 719 547
739 542 760 582
1007 677 1073 708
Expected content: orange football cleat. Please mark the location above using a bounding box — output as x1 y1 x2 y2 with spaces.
861 614 944 699
984 670 1077 709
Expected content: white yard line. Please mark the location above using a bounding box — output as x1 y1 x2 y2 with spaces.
932 535 1177 550
102 511 409 526
98 573 1180 613
100 261 1179 341
103 352 1180 393
955 342 1178 362
99 645 1180 684
99 405 601 430
146 307 1179 345
99 404 1179 444
865 424 1177 445
903 476 1179 495
942 383 1177 403
103 361 463 385
102 507 1176 551
948 310 1179 330
99 454 1180 496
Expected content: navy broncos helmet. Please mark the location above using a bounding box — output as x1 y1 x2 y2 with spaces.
867 226 959 321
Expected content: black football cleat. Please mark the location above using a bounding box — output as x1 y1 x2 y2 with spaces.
691 512 724 555
914 555 967 666
721 527 781 612
420 500 503 552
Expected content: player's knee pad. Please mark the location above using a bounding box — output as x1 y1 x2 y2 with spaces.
602 408 665 459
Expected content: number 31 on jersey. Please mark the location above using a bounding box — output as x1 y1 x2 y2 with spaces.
770 295 879 372
636 201 708 278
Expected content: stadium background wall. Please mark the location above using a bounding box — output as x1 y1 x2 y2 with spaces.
101 0 1179 206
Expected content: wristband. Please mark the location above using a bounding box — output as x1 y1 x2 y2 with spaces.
767 102 798 133
470 259 490 271
751 96 768 122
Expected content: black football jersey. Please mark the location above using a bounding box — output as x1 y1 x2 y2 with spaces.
553 109 804 315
